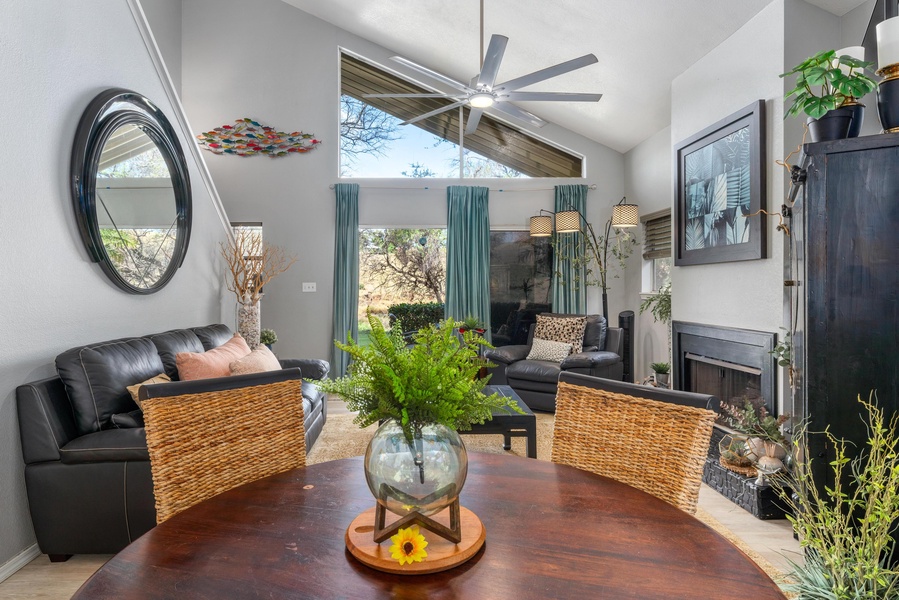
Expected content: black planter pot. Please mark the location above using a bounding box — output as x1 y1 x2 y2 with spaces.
843 102 865 138
878 77 899 133
806 107 854 143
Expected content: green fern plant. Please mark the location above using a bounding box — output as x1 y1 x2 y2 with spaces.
320 314 522 443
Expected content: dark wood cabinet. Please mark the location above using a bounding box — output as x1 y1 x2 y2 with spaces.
791 133 899 486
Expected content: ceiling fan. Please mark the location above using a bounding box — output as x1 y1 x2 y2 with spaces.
363 1 602 135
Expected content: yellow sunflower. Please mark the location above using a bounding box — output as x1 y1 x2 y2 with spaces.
388 525 428 565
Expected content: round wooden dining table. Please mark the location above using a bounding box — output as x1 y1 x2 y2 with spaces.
73 454 786 599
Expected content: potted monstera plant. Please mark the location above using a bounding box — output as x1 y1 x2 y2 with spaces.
781 49 877 142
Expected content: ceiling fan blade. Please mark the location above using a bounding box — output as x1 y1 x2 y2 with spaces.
496 54 598 92
489 102 547 128
363 93 461 98
476 34 508 90
503 92 602 102
400 100 467 126
390 56 471 93
465 108 484 135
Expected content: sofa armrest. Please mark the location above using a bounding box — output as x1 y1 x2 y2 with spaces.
139 368 303 401
484 345 530 365
59 429 149 464
604 328 623 355
279 358 330 380
561 351 622 370
17 377 79 464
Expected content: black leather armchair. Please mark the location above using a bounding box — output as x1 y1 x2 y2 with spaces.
16 324 329 559
485 314 624 412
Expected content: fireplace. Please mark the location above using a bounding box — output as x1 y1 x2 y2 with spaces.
672 321 777 415
672 322 785 519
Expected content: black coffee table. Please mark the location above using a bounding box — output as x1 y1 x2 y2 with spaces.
466 385 537 458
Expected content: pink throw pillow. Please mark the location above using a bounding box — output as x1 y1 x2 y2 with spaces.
230 345 282 375
176 334 252 380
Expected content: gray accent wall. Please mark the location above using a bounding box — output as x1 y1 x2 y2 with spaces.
623 126 672 381
140 0 184 97
0 0 228 572
632 0 858 409
670 2 787 402
841 0 879 136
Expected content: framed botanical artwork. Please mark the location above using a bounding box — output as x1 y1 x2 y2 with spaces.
674 100 766 266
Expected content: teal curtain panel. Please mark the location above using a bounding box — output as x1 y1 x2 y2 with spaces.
331 183 360 377
551 184 588 314
445 186 491 340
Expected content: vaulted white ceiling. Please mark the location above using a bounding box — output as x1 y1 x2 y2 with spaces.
281 0 869 153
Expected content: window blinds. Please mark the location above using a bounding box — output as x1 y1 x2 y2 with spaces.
642 212 671 260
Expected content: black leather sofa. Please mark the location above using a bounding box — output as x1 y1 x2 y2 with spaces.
16 324 329 559
485 314 624 412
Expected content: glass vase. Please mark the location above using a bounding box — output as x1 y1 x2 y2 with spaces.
364 419 467 518
236 301 261 349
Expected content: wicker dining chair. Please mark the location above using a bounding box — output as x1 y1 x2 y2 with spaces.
552 372 717 514
141 370 306 523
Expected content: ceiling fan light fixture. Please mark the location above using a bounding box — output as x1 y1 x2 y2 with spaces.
469 92 495 108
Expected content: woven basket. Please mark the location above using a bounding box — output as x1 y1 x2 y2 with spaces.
719 456 758 477
552 381 716 514
143 379 306 523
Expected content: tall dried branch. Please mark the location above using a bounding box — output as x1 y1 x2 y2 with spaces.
220 230 297 305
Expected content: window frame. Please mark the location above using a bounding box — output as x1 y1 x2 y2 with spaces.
339 51 584 178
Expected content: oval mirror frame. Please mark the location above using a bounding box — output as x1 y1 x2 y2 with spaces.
71 88 192 294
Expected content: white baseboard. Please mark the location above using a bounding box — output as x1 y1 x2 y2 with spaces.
0 544 41 584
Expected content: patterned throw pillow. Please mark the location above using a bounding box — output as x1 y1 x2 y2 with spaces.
526 337 573 362
533 315 588 354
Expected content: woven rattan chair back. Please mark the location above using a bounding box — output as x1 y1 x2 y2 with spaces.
552 380 716 514
143 379 306 523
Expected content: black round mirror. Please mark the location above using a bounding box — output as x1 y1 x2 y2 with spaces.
72 89 191 293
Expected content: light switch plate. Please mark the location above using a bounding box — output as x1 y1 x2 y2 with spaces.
302 282 316 292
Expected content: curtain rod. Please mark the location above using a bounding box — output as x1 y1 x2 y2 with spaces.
328 184 597 192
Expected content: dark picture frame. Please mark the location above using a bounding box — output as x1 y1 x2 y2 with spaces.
674 100 766 266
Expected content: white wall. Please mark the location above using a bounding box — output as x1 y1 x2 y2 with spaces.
623 126 672 380
0 0 228 573
181 0 626 362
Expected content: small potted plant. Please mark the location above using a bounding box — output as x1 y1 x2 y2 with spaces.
780 49 877 142
260 328 278 349
650 362 670 387
720 397 790 473
458 315 486 335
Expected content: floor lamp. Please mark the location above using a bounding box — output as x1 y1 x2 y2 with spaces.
530 197 639 318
